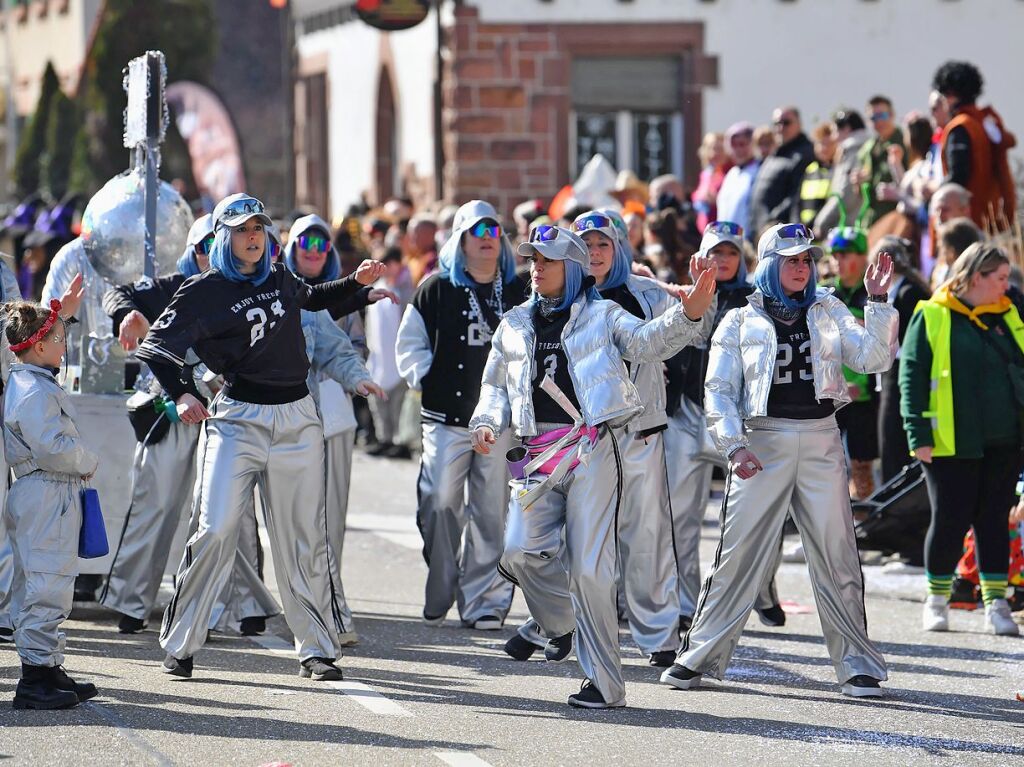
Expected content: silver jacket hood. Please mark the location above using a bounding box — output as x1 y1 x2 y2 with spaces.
469 291 705 438
704 288 898 458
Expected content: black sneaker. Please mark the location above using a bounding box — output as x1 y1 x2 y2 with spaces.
117 614 147 634
567 679 625 709
660 663 703 690
504 634 542 661
239 616 266 636
472 614 503 631
13 666 79 710
545 631 574 663
365 442 392 457
1009 587 1024 613
840 674 883 698
756 604 786 627
51 666 98 702
649 650 676 668
162 654 193 678
0 626 12 643
300 657 344 681
383 444 412 460
950 576 980 607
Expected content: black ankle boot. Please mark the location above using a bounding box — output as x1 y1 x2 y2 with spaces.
13 664 80 710
50 666 98 702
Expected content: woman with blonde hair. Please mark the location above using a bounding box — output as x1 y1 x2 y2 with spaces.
692 132 732 232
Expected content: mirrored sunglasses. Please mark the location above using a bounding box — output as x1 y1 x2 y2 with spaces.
469 220 500 239
195 235 216 256
297 233 330 253
223 198 265 218
706 221 743 238
572 214 613 234
529 224 559 243
777 223 814 241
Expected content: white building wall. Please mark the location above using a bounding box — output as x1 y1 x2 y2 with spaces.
297 11 437 219
474 0 1023 154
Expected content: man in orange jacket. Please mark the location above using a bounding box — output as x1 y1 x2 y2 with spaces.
933 60 1016 232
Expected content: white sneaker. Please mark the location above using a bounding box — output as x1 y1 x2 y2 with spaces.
985 599 1020 636
782 542 806 563
922 595 949 632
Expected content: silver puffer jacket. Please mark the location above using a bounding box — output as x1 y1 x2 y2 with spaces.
614 275 713 433
3 363 99 479
470 291 704 438
705 289 897 457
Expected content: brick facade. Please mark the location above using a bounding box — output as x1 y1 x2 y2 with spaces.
441 4 714 221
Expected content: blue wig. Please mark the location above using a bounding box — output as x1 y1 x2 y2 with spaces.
532 259 600 313
753 255 816 309
284 225 340 283
210 225 272 285
176 249 201 278
438 232 517 288
592 230 631 291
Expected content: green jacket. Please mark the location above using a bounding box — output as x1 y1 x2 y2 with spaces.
899 300 1024 458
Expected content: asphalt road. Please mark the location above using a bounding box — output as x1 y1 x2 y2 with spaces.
1 449 1022 766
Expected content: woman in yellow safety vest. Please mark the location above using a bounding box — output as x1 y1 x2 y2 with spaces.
899 243 1024 637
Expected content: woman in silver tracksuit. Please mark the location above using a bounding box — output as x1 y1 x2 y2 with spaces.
661 223 897 699
470 225 716 709
137 193 386 681
4 297 100 709
504 212 700 667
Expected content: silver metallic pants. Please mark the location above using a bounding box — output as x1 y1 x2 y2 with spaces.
5 473 82 666
369 383 406 445
615 428 680 652
160 395 342 661
417 422 513 623
0 447 12 631
663 400 781 617
678 417 888 684
502 429 626 705
100 422 199 620
323 430 356 633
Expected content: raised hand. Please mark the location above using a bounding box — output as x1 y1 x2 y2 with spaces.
59 272 85 320
677 266 717 321
354 259 386 286
865 252 894 296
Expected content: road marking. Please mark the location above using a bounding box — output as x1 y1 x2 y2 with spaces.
435 752 496 767
347 512 422 550
84 701 175 767
248 633 413 716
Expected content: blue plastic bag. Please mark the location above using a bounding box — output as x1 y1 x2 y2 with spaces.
79 488 108 559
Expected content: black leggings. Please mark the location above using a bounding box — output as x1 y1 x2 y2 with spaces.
921 447 1022 577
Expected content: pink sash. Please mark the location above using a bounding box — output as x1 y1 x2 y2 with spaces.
526 425 599 475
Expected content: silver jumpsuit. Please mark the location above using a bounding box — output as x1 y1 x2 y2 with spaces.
0 259 22 636
4 363 99 666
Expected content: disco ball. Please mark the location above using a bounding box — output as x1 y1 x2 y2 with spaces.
80 169 194 285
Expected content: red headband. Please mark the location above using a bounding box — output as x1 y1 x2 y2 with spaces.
10 299 62 353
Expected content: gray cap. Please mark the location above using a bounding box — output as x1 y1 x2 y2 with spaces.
699 221 745 258
185 213 214 248
452 199 501 234
517 226 590 272
757 222 823 262
213 193 273 229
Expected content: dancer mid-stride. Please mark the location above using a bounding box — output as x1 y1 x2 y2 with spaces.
661 223 897 699
471 225 716 709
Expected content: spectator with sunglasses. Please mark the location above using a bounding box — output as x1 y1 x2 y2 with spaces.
396 200 526 631
748 106 814 241
854 96 906 227
471 225 715 708
814 109 869 239
662 222 896 699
